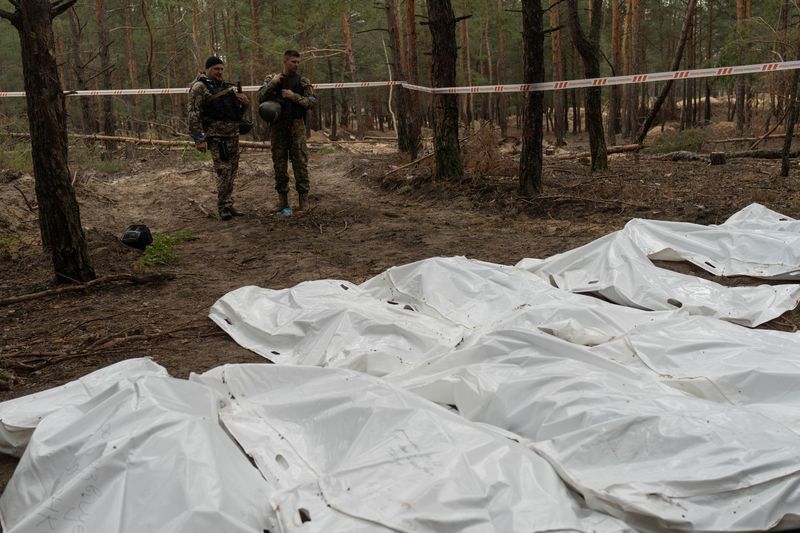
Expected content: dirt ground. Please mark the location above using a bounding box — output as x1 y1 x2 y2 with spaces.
2 126 800 492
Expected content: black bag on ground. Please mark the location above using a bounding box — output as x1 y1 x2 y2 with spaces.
121 224 153 250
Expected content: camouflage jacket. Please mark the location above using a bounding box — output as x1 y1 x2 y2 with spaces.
257 73 316 110
187 75 240 139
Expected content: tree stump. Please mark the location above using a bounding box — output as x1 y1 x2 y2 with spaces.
710 152 726 165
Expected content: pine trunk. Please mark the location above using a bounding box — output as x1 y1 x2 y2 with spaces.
426 0 464 179
608 0 622 145
566 0 607 171
621 0 632 138
520 0 545 197
406 0 423 142
387 0 420 158
67 9 97 133
342 13 364 139
549 0 566 146
2 0 96 283
635 0 697 145
96 0 115 155
735 0 746 135
496 0 508 137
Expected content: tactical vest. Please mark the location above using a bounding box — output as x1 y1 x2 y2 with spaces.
200 78 243 124
278 74 307 121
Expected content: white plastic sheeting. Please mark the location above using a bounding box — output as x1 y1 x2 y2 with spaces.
209 248 800 531
0 375 276 533
0 358 168 457
392 327 800 532
209 281 465 375
517 232 800 327
624 203 800 279
192 364 630 532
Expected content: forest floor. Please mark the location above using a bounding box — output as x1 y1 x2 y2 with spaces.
1 121 800 490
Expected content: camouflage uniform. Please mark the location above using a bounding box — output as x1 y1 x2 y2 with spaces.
188 75 241 210
257 74 316 194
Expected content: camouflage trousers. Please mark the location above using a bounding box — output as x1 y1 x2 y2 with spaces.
207 136 240 209
270 119 309 194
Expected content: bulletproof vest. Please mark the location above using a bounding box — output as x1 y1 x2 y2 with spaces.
201 78 243 124
278 74 307 121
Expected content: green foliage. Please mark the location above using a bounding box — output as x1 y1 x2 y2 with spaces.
140 230 192 267
180 147 212 163
0 234 20 261
644 128 709 154
69 143 123 174
0 140 32 174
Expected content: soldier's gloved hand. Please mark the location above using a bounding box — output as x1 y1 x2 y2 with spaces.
281 89 296 100
195 141 207 153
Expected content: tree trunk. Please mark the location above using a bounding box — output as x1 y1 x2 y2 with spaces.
735 0 746 135
781 69 799 177
121 0 139 120
67 8 97 134
1 0 95 283
406 0 423 142
327 57 338 141
426 0 463 179
520 0 545 197
95 0 116 155
782 28 800 178
628 0 641 134
342 13 364 139
635 0 697 145
140 0 157 120
566 0 607 171
621 0 633 138
607 0 622 145
549 0 566 146
495 0 508 138
462 11 474 130
387 0 421 158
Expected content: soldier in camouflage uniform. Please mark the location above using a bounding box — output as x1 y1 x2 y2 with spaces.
257 50 317 212
188 56 250 220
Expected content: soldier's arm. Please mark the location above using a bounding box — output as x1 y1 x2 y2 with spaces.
187 83 207 141
291 77 317 109
257 74 281 104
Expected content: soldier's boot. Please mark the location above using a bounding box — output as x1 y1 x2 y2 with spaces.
272 192 289 212
219 207 233 221
297 192 310 212
227 206 245 217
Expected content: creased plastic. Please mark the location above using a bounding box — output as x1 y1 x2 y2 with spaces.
192 364 630 532
517 231 800 327
0 358 168 457
0 376 276 533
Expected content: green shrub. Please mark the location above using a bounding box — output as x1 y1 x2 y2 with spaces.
644 128 709 154
140 230 192 267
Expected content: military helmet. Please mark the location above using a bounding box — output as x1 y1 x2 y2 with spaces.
258 101 281 123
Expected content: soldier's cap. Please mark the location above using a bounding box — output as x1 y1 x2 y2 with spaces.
205 56 224 69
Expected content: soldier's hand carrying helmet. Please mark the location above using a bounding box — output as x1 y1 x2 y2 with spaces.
258 101 281 123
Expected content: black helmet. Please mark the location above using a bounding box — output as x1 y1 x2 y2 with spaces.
258 101 281 123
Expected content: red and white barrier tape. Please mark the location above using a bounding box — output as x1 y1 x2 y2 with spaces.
0 61 798 98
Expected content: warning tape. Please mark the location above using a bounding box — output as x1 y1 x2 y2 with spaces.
0 60 798 98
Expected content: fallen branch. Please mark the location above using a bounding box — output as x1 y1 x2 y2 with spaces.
653 151 709 162
518 195 648 209
383 129 484 178
555 144 644 160
12 184 36 212
704 133 799 145
0 273 172 307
